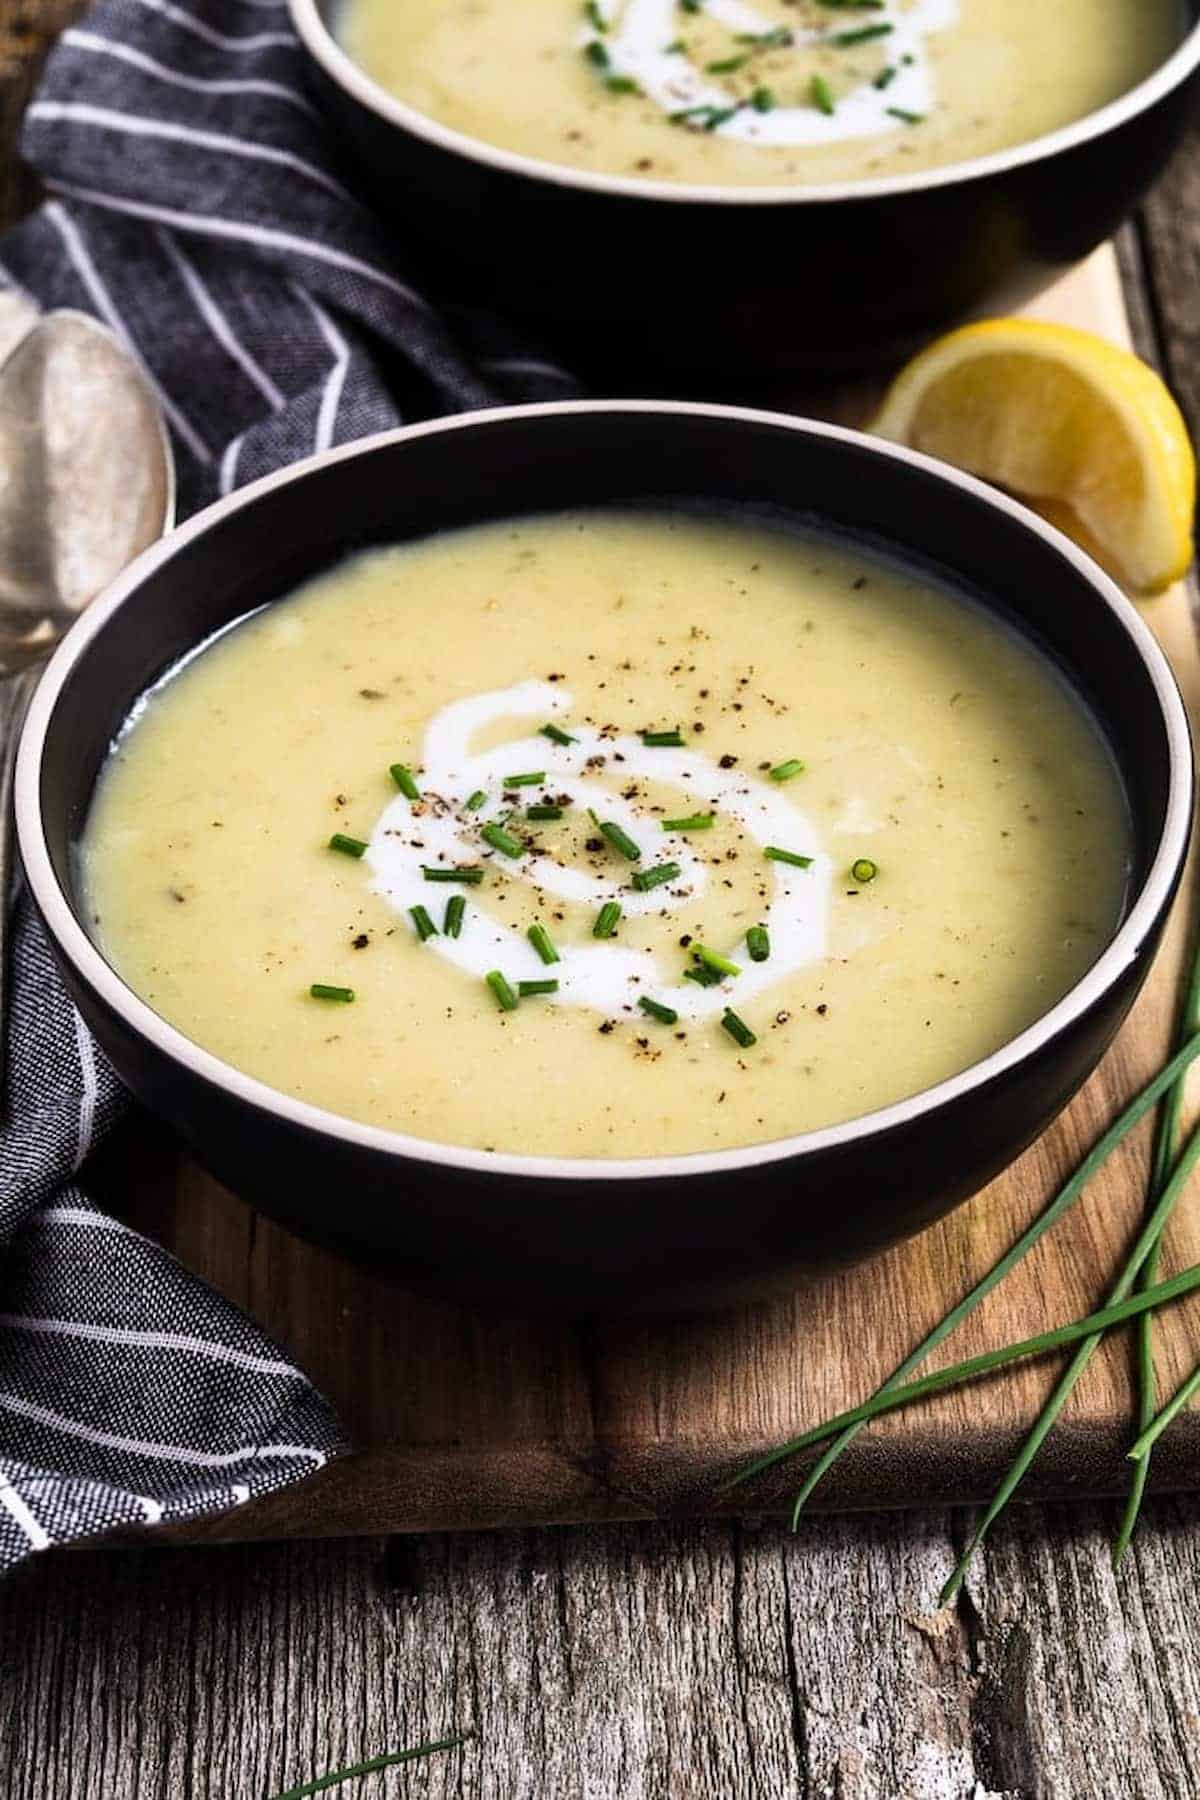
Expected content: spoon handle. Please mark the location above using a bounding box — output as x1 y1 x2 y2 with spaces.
0 666 39 1091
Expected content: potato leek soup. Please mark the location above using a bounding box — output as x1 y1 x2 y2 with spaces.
334 0 1181 188
81 510 1129 1160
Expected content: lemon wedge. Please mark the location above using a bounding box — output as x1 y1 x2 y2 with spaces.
871 319 1196 595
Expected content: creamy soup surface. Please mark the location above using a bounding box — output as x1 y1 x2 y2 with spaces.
335 0 1181 188
82 510 1129 1159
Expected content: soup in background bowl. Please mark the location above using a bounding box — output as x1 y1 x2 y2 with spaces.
16 406 1191 1311
291 0 1200 377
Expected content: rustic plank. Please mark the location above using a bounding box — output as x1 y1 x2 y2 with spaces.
2 1501 1200 1798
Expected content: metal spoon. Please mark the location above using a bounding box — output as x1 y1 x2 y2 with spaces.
0 308 175 1072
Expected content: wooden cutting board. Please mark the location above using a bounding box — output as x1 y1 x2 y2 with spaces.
92 244 1200 1544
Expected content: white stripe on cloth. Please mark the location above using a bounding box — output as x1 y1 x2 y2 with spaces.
29 103 356 208
69 1008 99 1173
0 1474 51 1552
0 1390 327 1469
28 1206 138 1234
481 355 573 383
293 286 349 453
156 229 286 411
43 200 213 464
0 1313 299 1378
45 183 433 316
219 430 245 495
127 0 296 53
59 31 318 116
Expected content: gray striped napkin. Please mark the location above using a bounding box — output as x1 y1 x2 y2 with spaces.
0 0 581 1571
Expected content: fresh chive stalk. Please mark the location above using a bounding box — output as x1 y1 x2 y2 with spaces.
504 771 545 787
886 106 924 123
592 814 642 861
707 51 751 72
267 1734 471 1800
527 923 560 966
528 805 565 821
770 759 805 782
310 983 354 1002
683 964 723 987
765 846 813 869
584 0 606 29
810 73 836 115
593 900 622 938
632 862 681 892
639 996 679 1026
721 1009 756 1048
746 926 770 963
694 943 741 978
409 905 437 941
482 822 525 859
422 865 484 885
750 86 776 112
389 763 420 800
662 813 715 832
485 970 519 1011
443 895 466 938
540 722 577 746
328 833 367 859
1115 924 1200 1563
851 858 878 883
720 1028 1200 1548
873 63 897 88
815 0 884 8
518 978 559 997
584 39 609 68
465 790 488 812
641 728 685 747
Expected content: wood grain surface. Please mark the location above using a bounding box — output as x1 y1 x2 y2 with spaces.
4 1 1200 1792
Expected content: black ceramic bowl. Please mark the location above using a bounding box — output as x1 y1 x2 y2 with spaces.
16 404 1193 1313
290 0 1200 380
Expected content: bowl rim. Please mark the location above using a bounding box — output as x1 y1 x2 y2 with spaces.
16 400 1194 1184
288 0 1200 208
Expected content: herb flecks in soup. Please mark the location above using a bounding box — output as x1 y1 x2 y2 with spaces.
335 0 1180 187
81 511 1129 1159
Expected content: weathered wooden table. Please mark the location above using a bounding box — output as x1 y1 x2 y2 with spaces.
3 6 1200 1794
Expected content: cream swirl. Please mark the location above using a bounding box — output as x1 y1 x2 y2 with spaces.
367 680 830 1021
583 0 957 147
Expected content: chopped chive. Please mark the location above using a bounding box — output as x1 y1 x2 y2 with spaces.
850 857 878 883
886 106 924 124
486 970 519 1010
584 0 606 29
518 978 559 997
746 925 770 963
443 894 466 937
664 36 687 51
671 104 740 130
584 39 610 68
310 983 354 1002
770 759 805 782
482 822 525 858
527 804 564 820
422 865 484 885
389 763 420 800
679 0 702 12
683 963 723 987
765 845 813 869
527 923 560 966
662 813 715 832
810 73 836 115
639 996 679 1026
750 86 776 112
815 0 884 8
632 862 681 892
694 943 741 978
829 21 892 44
465 789 488 811
593 900 622 938
409 904 437 941
594 817 642 861
641 728 685 747
540 722 577 746
707 51 752 72
733 25 792 46
328 833 368 858
873 62 897 88
504 771 545 787
721 1009 756 1048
